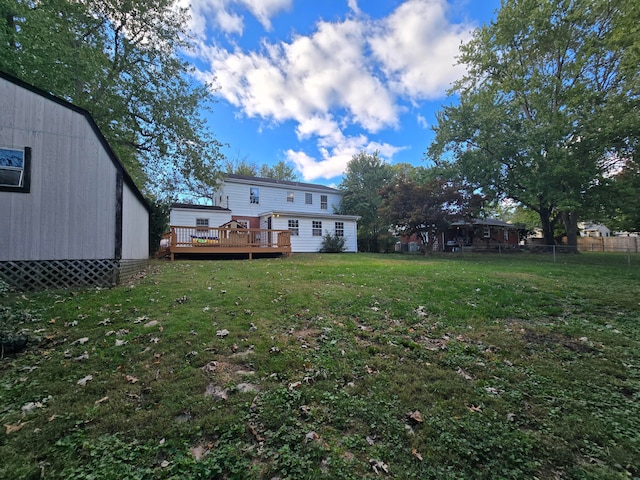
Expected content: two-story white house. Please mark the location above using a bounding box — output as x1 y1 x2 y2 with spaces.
169 174 359 254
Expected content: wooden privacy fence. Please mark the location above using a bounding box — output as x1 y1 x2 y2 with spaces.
166 226 291 260
577 236 639 253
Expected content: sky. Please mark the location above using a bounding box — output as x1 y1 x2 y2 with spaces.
180 0 502 186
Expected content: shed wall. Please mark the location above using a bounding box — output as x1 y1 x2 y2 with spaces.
121 183 149 259
0 77 116 261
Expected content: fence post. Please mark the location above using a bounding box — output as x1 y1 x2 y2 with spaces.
553 244 556 263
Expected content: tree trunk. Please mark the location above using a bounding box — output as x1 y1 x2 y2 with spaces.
562 210 579 252
539 207 555 247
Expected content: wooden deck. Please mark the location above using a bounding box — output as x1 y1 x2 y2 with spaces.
161 226 291 260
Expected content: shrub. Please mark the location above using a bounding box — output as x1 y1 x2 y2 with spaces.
319 231 346 253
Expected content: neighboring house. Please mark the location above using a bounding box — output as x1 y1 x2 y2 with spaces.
578 222 611 237
396 218 522 252
445 218 522 251
0 71 150 290
170 174 359 253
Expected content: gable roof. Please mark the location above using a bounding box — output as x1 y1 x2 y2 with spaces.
225 173 340 193
0 70 150 213
171 202 230 212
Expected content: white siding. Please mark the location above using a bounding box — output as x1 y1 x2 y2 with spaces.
268 214 358 253
170 208 232 228
121 183 149 259
215 179 342 217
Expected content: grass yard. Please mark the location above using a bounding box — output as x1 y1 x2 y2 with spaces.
1 253 639 479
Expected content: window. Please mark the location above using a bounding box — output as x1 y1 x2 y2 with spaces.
287 191 294 203
288 219 299 236
483 226 491 238
196 218 209 229
503 229 509 241
335 221 344 237
312 221 322 237
250 187 259 204
305 193 312 204
320 195 327 210
0 147 31 193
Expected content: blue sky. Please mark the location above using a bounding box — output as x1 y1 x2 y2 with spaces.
181 0 501 186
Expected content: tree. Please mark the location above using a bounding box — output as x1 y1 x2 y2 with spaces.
259 161 298 181
338 151 392 252
378 173 482 254
1 0 224 200
429 0 638 247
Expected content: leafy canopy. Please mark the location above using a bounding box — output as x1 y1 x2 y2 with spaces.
0 0 224 201
429 0 639 245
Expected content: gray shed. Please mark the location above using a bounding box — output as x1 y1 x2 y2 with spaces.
0 71 150 289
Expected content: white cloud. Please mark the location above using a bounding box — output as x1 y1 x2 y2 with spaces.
369 0 472 99
192 0 474 181
185 0 292 37
417 114 429 129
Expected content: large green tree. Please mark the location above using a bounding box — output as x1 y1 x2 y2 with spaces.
378 171 482 254
429 0 638 246
0 0 223 200
338 151 392 252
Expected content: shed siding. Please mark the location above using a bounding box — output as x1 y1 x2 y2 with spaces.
0 77 116 261
169 208 232 228
121 183 149 259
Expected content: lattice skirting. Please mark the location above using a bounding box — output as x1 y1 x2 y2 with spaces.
0 259 148 291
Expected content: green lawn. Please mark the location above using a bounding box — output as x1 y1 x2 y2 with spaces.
1 253 639 479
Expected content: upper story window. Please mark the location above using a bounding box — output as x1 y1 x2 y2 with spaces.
312 221 322 237
250 187 259 204
288 219 299 236
320 195 328 210
287 191 294 202
335 221 344 237
0 146 31 193
305 193 312 204
196 218 209 229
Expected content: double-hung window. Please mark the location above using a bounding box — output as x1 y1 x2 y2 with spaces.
305 193 312 204
0 147 31 193
288 219 299 236
312 221 322 237
287 191 294 203
320 195 328 210
196 218 209 230
250 187 259 204
335 222 344 237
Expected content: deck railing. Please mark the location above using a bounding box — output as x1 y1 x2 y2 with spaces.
167 226 291 260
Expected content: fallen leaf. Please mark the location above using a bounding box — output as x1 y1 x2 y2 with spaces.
216 329 229 338
125 375 138 384
467 404 482 413
456 367 473 381
412 448 423 461
305 431 319 442
144 320 159 328
406 410 424 423
288 381 302 390
5 421 29 434
71 337 89 346
115 339 127 347
94 396 109 405
77 374 93 386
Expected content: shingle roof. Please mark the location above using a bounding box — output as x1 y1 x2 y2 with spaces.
225 173 340 193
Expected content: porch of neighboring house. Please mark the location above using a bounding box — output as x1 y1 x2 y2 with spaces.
159 226 292 260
